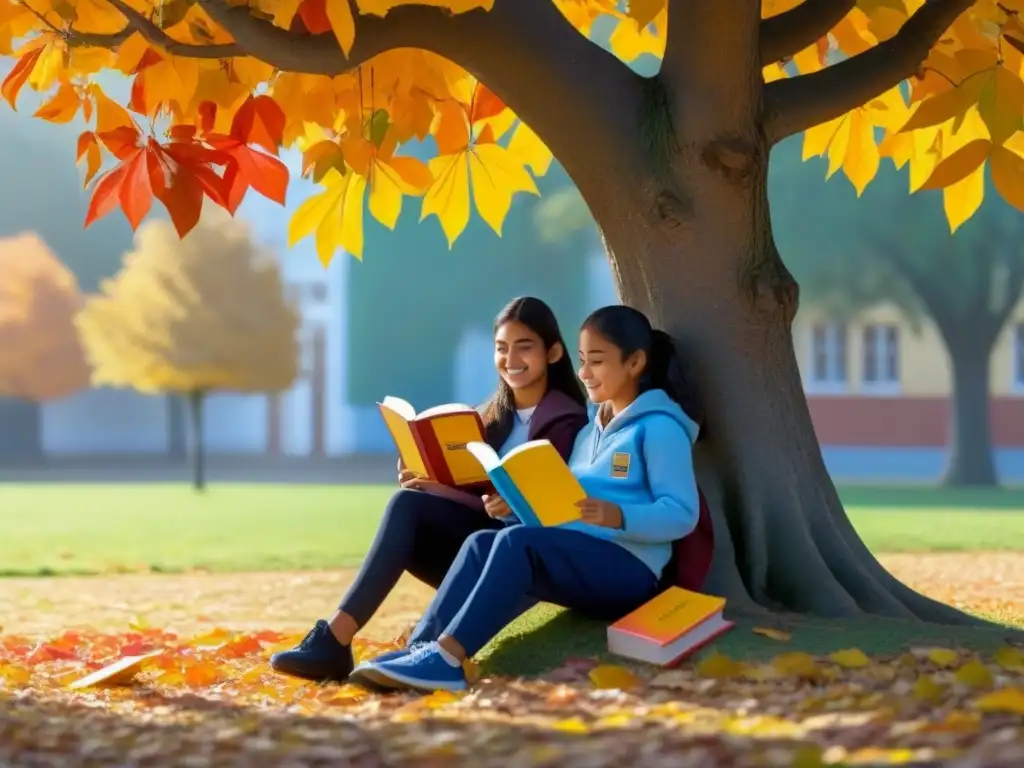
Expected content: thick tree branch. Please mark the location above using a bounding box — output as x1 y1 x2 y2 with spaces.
662 0 763 133
759 0 856 65
762 0 974 145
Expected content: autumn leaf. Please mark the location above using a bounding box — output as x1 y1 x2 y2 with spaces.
1 45 43 108
753 627 792 642
76 132 102 187
33 82 84 123
919 139 991 190
288 167 367 262
588 664 641 690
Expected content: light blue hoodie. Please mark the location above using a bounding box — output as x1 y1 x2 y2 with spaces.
561 388 700 576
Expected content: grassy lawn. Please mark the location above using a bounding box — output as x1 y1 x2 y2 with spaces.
0 483 1023 576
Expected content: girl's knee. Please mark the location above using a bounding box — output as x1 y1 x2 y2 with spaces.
462 528 500 556
494 525 540 549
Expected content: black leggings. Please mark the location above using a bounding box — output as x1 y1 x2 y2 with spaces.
338 489 504 626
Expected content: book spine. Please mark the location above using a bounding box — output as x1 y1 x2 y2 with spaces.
666 622 736 668
490 467 542 528
411 421 455 486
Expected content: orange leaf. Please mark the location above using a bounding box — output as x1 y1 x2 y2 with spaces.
1 47 43 109
85 164 129 228
471 82 505 124
183 659 222 687
76 132 102 187
33 82 81 123
97 125 143 161
230 95 285 154
433 100 470 154
211 138 289 212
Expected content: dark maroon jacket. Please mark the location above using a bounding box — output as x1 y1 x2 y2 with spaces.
482 388 588 462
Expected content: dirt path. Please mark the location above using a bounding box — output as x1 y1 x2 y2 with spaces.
1 552 1021 638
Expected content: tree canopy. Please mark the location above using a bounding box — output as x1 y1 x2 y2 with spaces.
0 0 1014 258
76 210 300 394
0 233 91 401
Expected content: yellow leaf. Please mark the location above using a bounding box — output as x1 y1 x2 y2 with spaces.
696 653 745 679
468 141 539 235
421 152 470 247
920 138 991 190
900 71 987 132
943 160 985 233
828 648 871 669
977 65 1024 144
507 121 553 176
325 0 356 57
462 658 480 684
953 659 995 689
802 115 843 160
752 627 791 642
972 686 1024 715
288 168 366 263
771 652 819 678
588 664 641 690
922 647 961 667
990 145 1024 212
551 716 590 733
826 114 852 178
993 645 1024 672
912 676 946 703
843 110 880 195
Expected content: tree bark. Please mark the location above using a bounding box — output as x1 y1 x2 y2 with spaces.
187 390 207 492
942 341 998 487
581 89 980 623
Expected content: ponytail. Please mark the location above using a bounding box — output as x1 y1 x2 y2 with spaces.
582 305 703 429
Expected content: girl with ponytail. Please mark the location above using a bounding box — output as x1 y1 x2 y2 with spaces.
350 305 702 694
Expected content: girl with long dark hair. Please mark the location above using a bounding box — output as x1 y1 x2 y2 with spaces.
271 297 588 683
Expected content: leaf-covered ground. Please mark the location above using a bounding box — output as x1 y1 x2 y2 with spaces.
1 554 1023 767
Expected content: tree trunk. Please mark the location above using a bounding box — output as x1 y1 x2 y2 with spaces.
578 107 981 625
942 343 998 487
187 390 206 492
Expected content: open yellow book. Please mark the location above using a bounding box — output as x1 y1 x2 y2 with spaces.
465 440 585 527
378 396 489 488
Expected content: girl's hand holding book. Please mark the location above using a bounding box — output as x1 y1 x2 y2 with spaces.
575 498 624 529
482 494 512 519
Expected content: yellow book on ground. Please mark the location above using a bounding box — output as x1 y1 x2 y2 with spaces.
607 587 734 666
378 396 489 488
465 440 585 527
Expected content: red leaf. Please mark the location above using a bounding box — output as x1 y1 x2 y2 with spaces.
85 165 129 228
471 82 505 124
134 48 164 74
230 95 285 154
168 124 198 143
129 74 148 114
1 47 43 110
297 0 331 34
211 139 288 212
197 101 217 135
148 151 204 237
97 125 143 160
119 149 153 230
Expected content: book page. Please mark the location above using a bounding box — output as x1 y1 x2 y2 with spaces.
430 413 489 486
418 402 476 419
380 396 417 420
502 441 585 526
379 404 429 477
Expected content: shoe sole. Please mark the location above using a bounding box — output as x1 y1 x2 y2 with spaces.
270 661 349 685
347 665 406 693
367 665 468 693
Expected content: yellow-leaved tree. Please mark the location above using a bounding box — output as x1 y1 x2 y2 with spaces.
76 211 300 491
0 0 1013 620
0 233 90 458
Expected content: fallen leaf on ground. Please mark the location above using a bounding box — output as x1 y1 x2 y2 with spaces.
753 626 792 642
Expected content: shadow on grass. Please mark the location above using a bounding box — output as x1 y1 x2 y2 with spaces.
479 603 1024 678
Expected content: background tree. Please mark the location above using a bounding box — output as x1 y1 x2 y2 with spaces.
773 137 1024 489
0 233 90 461
3 0 1018 623
76 211 300 491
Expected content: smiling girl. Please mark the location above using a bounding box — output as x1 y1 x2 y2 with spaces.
271 296 588 683
350 304 701 692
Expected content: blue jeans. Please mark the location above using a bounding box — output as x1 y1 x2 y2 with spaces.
408 526 659 656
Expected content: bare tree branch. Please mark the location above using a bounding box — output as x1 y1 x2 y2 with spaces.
762 0 974 145
760 0 856 65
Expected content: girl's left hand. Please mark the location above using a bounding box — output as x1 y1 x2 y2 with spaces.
575 498 623 529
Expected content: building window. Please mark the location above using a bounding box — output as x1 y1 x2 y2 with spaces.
862 324 900 391
1014 324 1024 389
808 322 848 391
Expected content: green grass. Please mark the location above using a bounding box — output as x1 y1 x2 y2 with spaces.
2 483 1024 576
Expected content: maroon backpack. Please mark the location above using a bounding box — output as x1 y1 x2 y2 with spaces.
669 488 715 590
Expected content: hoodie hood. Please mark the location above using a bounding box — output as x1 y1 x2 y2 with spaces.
598 389 699 444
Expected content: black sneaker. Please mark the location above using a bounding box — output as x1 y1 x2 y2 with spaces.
270 620 354 683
